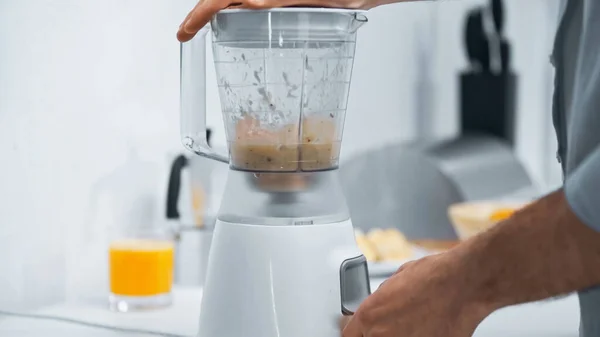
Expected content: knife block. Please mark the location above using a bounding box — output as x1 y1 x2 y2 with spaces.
460 71 517 146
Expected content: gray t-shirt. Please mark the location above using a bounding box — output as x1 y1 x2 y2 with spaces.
552 0 600 335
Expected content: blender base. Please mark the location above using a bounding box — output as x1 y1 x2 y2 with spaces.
197 219 368 337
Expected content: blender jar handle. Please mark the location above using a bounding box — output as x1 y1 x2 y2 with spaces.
180 27 229 164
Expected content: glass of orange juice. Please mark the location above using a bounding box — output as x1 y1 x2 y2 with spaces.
108 228 174 312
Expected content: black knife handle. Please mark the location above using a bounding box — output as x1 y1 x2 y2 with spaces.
491 0 505 36
464 8 490 72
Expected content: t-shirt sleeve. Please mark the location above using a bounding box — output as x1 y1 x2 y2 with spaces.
565 145 600 231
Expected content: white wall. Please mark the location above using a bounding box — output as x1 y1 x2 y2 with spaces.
0 0 193 309
0 0 560 308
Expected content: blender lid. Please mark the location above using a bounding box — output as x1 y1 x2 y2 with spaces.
217 8 368 15
210 7 368 45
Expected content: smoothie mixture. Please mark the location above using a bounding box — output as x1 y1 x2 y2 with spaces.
229 115 340 172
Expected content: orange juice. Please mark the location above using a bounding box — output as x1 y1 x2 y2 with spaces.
109 239 174 297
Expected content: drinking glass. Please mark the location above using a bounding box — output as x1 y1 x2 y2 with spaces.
108 226 174 312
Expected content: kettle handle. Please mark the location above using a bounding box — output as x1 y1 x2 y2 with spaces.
166 155 189 220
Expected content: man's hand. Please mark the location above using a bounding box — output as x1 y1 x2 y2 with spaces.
176 0 404 42
342 253 490 337
342 189 600 336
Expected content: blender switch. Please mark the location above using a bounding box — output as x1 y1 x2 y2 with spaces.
340 255 371 315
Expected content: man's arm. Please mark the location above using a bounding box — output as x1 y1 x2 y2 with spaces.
457 146 600 312
342 152 600 337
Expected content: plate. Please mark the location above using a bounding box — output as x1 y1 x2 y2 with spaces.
367 246 431 277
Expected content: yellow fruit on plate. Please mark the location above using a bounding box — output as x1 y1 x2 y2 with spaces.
489 208 516 222
354 228 417 262
448 201 526 240
354 230 379 262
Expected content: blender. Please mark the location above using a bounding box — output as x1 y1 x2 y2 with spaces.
180 8 369 337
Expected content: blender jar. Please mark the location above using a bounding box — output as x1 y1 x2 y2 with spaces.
180 9 367 171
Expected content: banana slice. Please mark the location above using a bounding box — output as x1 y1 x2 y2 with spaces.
367 228 413 261
355 230 379 261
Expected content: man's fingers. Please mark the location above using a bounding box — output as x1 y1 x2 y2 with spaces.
339 315 352 333
184 3 215 32
393 264 408 275
179 0 202 29
177 0 342 42
177 29 197 42
177 0 225 42
237 0 337 9
278 0 337 8
235 0 334 10
177 0 208 41
342 314 363 337
181 5 213 38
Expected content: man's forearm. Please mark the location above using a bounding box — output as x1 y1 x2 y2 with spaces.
453 189 600 312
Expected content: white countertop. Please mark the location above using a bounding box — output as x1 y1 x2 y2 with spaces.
0 279 581 336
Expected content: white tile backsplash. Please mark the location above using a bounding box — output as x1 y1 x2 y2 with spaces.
0 0 560 308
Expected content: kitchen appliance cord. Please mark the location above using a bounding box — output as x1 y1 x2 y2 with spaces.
0 309 191 337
